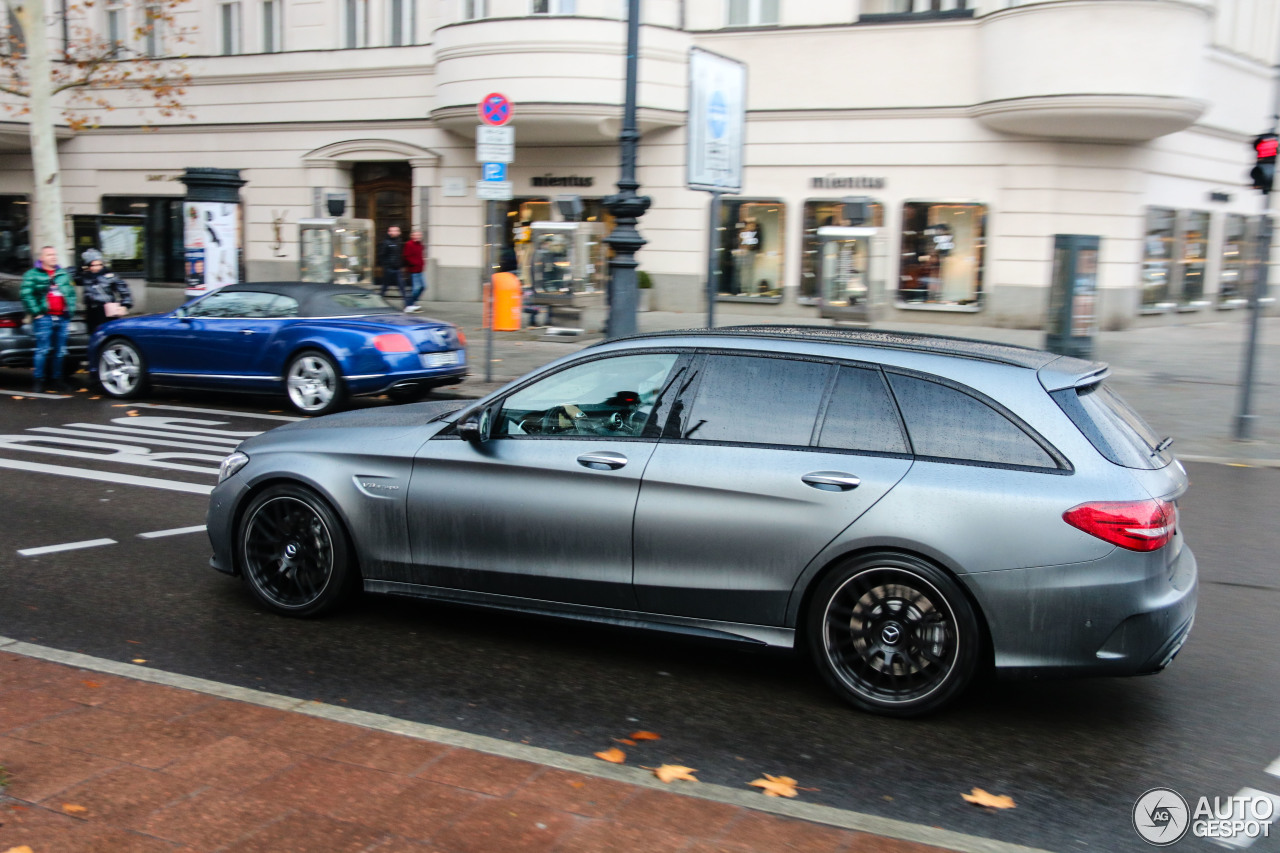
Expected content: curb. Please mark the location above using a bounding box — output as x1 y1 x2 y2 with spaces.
0 635 1053 853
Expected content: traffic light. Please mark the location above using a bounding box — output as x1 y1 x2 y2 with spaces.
1251 133 1277 195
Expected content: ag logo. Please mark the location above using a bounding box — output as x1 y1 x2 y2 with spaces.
1134 788 1190 846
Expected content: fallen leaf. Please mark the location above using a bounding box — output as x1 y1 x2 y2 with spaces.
90 396 101 400
650 764 698 784
126 640 141 644
594 747 626 764
629 731 661 741
4 845 36 853
10 396 21 400
78 387 88 392
81 680 101 688
614 738 637 746
750 774 800 798
62 803 88 814
568 780 585 789
961 788 1016 809
131 658 147 664
126 410 139 417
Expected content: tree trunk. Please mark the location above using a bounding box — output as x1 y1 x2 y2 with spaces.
17 0 68 265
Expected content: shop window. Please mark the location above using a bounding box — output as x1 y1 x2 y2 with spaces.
390 0 413 44
1176 210 1209 306
219 1 242 54
1219 214 1248 303
800 199 884 304
532 0 575 13
716 200 786 301
1141 207 1176 308
107 0 126 55
727 0 778 27
897 202 986 309
344 0 368 47
0 195 30 274
263 0 282 51
462 0 486 19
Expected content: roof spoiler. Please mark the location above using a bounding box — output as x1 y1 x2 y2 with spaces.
1038 356 1110 392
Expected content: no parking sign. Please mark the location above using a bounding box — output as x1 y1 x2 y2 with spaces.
479 93 513 127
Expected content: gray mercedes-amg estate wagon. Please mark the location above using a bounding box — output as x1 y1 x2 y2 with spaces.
208 327 1196 716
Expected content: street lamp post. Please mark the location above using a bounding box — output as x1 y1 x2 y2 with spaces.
603 0 649 340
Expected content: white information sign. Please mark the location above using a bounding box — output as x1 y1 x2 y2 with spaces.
476 126 515 164
687 47 746 194
476 180 514 201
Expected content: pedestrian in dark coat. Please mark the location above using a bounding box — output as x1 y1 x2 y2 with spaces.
77 249 133 334
377 225 407 304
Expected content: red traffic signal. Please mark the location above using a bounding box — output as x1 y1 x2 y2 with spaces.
1251 133 1278 194
1256 134 1278 161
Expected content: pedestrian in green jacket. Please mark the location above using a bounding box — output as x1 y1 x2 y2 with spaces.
21 245 77 393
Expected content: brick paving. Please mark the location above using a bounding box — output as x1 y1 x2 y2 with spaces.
0 652 958 853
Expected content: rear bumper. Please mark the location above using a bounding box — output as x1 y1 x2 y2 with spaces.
964 544 1198 677
0 328 89 367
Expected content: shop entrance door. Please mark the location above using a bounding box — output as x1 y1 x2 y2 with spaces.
353 162 412 278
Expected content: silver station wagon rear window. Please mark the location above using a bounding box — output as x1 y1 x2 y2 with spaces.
1053 382 1174 470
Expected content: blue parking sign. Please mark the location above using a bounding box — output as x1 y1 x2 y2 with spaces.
482 162 507 182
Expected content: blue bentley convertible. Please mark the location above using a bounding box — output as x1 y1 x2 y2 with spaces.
88 282 468 415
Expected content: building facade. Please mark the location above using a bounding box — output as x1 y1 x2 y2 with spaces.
0 0 1277 329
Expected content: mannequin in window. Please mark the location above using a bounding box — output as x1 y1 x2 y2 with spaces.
733 217 762 295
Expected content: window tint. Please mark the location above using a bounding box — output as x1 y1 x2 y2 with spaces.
818 367 909 454
186 291 282 318
497 353 678 438
682 356 830 446
1052 382 1171 470
887 373 1055 468
323 291 395 314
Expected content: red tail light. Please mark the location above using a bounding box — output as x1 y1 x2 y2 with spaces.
457 329 467 347
1062 499 1176 552
0 316 17 328
372 333 414 353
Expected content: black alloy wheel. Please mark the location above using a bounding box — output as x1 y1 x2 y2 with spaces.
807 553 979 717
238 484 355 616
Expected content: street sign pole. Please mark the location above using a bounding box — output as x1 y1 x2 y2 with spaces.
706 191 721 328
485 199 496 383
1235 212 1270 439
475 95 514 383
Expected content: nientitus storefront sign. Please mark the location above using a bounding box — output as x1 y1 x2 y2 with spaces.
811 175 886 190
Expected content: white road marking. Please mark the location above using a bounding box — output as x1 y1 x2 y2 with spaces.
130 402 302 422
120 416 263 438
0 434 222 474
1268 756 1280 778
66 422 245 446
30 427 238 453
0 636 1054 853
137 524 207 539
0 458 213 494
0 388 71 400
18 538 117 557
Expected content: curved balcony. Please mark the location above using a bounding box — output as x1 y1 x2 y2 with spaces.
972 0 1210 141
430 17 688 143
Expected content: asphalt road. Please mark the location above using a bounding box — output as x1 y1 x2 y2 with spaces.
0 378 1277 852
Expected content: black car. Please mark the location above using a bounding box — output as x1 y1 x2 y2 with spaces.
0 280 90 372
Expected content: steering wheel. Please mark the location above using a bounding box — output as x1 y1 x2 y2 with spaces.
538 404 588 435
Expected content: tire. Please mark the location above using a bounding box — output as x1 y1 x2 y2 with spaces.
97 338 149 399
285 349 346 416
238 484 355 617
807 552 979 717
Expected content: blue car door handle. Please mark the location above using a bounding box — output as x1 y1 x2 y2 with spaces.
802 471 861 491
239 329 256 335
577 451 628 471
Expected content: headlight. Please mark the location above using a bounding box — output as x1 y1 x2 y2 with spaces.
218 451 249 484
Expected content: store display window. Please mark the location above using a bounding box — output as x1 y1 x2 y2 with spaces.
1141 207 1176 307
897 202 986 308
800 199 884 303
716 200 785 300
1219 214 1247 302
1177 210 1209 305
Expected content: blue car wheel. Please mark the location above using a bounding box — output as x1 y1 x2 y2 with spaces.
285 349 346 416
98 338 149 400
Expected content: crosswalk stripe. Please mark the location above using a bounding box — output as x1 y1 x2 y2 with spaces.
137 525 207 539
0 389 72 400
29 427 236 453
0 458 214 494
18 538 118 557
61 423 245 447
131 402 302 422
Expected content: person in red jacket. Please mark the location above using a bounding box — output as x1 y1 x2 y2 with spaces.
402 228 426 313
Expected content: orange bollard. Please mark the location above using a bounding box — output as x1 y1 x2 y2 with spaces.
491 270 523 331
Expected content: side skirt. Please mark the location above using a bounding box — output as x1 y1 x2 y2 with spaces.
364 579 796 648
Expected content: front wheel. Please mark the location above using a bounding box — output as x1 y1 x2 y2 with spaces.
285 350 346 416
807 553 979 717
238 484 355 617
97 338 149 399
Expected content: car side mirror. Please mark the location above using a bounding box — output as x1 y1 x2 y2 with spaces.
456 403 494 444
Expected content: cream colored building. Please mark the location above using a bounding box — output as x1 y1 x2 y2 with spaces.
1 0 1277 328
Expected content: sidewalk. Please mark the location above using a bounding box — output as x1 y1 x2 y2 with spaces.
0 647 1037 853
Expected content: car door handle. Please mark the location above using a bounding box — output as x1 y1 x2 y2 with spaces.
802 471 861 491
577 451 628 471
239 329 256 335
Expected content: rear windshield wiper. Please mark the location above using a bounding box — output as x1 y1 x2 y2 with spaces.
1152 436 1173 456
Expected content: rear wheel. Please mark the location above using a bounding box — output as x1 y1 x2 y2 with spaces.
238 484 355 617
807 553 978 717
285 350 346 416
97 338 149 399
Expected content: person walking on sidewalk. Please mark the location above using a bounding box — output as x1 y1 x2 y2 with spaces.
21 245 77 393
77 248 133 335
403 227 426 313
378 225 407 305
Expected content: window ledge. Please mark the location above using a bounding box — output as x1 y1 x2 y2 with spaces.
893 301 982 313
716 295 783 304
1216 298 1247 310
1176 301 1210 313
1138 302 1176 315
858 9 974 24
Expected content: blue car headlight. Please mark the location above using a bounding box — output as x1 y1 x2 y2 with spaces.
218 451 250 484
